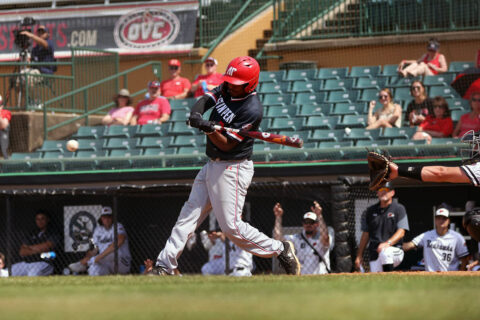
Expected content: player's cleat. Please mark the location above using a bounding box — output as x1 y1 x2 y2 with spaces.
146 265 171 276
68 261 87 273
277 241 301 275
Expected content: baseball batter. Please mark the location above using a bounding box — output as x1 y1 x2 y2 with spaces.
403 207 469 271
150 56 300 275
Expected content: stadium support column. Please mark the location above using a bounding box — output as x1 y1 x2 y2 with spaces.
6 196 12 275
331 183 352 272
113 195 118 275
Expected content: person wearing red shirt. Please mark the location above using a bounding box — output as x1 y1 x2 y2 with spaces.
0 95 11 159
397 38 447 77
130 81 171 125
412 96 453 144
160 59 191 100
190 57 223 98
452 92 480 138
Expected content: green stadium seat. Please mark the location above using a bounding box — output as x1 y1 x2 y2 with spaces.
110 149 142 157
77 139 105 152
356 139 390 148
132 148 176 168
429 86 461 99
445 98 469 111
343 128 381 142
449 61 475 72
103 138 138 151
259 118 271 131
354 77 386 90
319 141 354 148
386 145 419 158
258 82 290 94
277 130 310 143
388 76 421 88
331 103 364 116
103 125 138 139
170 98 197 110
171 122 196 135
309 129 344 142
349 66 381 78
380 64 400 77
288 80 323 93
98 149 142 170
303 116 340 130
316 67 348 80
43 151 73 159
265 105 299 118
143 147 177 156
259 70 286 83
170 110 190 122
72 126 106 140
342 147 370 160
394 87 413 101
262 93 294 106
392 139 428 146
252 143 282 162
135 124 170 138
10 152 42 160
306 149 344 161
423 74 456 87
380 127 417 141
298 104 332 117
321 79 355 92
451 110 467 122
270 118 304 131
75 150 108 158
430 138 462 145
358 88 379 102
326 90 359 103
169 147 207 167
336 115 368 129
285 69 317 81
170 135 206 148
294 92 327 105
138 136 172 149
38 140 67 153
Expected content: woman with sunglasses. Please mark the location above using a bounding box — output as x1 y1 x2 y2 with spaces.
452 92 480 138
405 81 433 126
397 38 447 78
190 57 223 98
102 88 134 126
412 96 453 144
366 88 402 130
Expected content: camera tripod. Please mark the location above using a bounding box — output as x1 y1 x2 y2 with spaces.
4 48 30 109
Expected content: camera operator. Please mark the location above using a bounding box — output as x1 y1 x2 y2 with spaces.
20 25 56 75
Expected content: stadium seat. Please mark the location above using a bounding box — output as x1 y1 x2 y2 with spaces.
428 86 461 99
449 61 475 72
336 115 368 129
110 149 142 157
170 122 196 135
1 152 41 173
170 135 206 148
394 87 413 101
132 148 177 169
170 98 197 110
356 139 390 148
170 110 190 122
103 138 138 151
38 140 67 153
258 82 290 94
43 151 73 159
321 78 355 92
330 103 365 116
342 147 370 160
386 146 419 158
392 139 428 146
72 126 106 140
135 124 170 138
259 70 286 83
348 66 381 78
77 139 105 152
252 143 282 162
380 127 417 141
285 69 317 81
451 110 467 122
98 149 141 170
294 92 327 105
343 128 381 142
316 67 348 80
277 130 310 143
380 64 400 77
358 88 379 102
75 150 108 158
309 129 345 142
265 105 299 118
423 74 456 87
170 147 207 167
288 80 322 93
306 149 344 161
270 118 304 131
262 93 294 106
445 98 469 111
354 77 386 90
103 125 138 139
388 76 421 88
138 136 172 149
319 141 354 148
326 90 359 103
259 118 271 131
298 104 333 117
302 116 340 130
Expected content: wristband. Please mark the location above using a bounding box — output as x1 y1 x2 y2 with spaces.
398 164 423 181
387 240 392 246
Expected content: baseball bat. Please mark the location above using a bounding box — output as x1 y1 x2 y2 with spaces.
212 125 303 148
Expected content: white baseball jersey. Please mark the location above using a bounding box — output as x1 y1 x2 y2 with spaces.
412 229 468 272
0 268 8 277
201 238 253 275
461 162 480 186
93 222 131 261
285 231 331 275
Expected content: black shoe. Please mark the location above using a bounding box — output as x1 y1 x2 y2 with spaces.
146 265 170 276
277 241 301 275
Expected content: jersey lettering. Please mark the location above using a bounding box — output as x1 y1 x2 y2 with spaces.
215 97 236 123
226 67 237 76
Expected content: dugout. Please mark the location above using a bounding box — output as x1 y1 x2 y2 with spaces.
0 159 478 275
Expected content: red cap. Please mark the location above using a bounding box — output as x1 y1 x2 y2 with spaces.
169 59 181 67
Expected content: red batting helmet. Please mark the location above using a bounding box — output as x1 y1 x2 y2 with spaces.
222 56 260 93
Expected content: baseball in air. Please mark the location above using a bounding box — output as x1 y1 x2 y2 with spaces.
66 139 79 152
344 127 352 135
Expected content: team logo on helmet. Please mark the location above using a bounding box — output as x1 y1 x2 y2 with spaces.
223 56 260 93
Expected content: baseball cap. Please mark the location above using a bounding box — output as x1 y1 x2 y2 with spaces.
435 208 450 218
101 206 113 216
169 59 181 67
303 212 318 222
205 57 218 65
427 39 439 51
148 80 160 88
118 88 130 97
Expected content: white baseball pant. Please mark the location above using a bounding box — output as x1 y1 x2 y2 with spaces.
369 246 404 272
10 261 54 276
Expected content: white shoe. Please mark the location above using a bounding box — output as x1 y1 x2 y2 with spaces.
68 261 87 273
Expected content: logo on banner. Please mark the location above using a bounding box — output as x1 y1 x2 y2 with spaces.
64 205 102 252
114 8 180 50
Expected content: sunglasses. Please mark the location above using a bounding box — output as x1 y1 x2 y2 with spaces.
169 66 179 70
205 63 215 67
471 98 480 102
379 95 389 99
303 220 316 225
411 86 422 91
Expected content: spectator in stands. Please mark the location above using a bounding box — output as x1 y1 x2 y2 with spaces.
412 96 453 144
68 206 131 276
0 252 8 277
190 57 223 98
355 182 409 272
405 81 434 126
397 38 447 77
21 25 56 75
452 91 480 138
273 201 333 275
11 210 59 276
0 94 11 159
402 204 469 272
366 88 402 129
160 59 191 100
130 81 171 125
102 89 134 126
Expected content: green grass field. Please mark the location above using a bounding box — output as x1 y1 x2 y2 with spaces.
1 274 479 320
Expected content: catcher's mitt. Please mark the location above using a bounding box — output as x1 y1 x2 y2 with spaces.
367 150 392 191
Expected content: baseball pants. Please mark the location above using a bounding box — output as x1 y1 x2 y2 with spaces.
369 246 404 272
157 159 284 274
87 253 131 276
11 261 54 276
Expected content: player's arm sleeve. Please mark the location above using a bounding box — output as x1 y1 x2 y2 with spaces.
117 223 127 236
411 233 424 248
396 205 410 231
190 91 216 116
460 162 480 186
